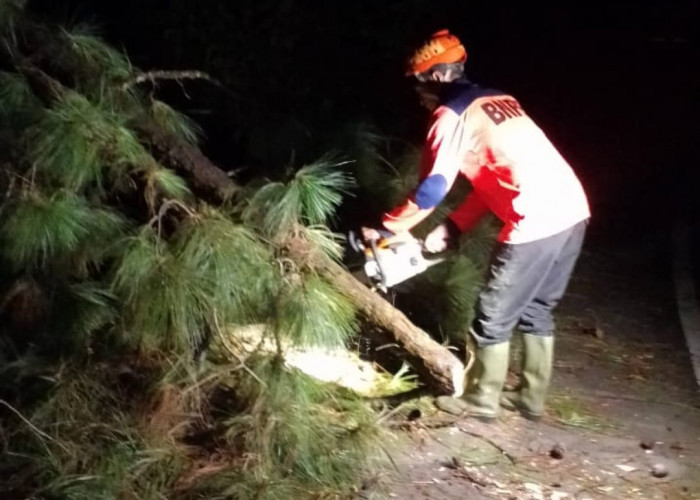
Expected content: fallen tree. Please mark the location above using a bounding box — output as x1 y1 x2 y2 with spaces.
0 5 476 499
134 92 466 395
9 38 465 397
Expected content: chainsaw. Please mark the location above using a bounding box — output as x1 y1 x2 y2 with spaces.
348 230 447 291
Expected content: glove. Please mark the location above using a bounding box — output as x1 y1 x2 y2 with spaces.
423 220 460 253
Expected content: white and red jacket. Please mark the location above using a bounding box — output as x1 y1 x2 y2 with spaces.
382 81 590 244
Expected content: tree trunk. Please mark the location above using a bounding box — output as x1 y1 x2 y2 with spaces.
134 121 239 204
13 60 466 396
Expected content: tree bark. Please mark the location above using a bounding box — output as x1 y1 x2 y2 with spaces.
134 121 238 204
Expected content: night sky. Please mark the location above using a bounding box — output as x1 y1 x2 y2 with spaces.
26 0 699 239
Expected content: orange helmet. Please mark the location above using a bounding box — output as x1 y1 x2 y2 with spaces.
406 29 467 76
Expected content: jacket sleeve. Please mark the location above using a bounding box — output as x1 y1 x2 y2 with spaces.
448 190 490 232
381 106 463 233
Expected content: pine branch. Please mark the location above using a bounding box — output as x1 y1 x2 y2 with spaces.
122 70 224 91
134 120 238 203
13 58 239 203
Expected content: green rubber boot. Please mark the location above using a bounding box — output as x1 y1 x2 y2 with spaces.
502 333 554 420
436 340 510 421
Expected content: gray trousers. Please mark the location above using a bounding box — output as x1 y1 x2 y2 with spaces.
470 220 588 346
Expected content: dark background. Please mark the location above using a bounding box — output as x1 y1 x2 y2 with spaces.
25 0 699 240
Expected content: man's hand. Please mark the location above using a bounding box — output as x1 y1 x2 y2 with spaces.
361 226 383 242
423 221 460 253
361 227 414 246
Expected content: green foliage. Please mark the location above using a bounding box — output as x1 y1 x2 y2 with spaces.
113 211 276 351
549 394 616 432
342 123 420 212
170 208 276 325
406 217 497 345
298 224 345 262
150 99 203 145
28 92 149 191
292 160 354 224
0 71 42 126
188 473 326 500
244 157 354 237
221 356 383 498
56 281 118 349
143 166 192 208
458 215 499 269
59 25 133 84
112 228 202 351
276 274 357 349
0 192 127 273
441 255 486 341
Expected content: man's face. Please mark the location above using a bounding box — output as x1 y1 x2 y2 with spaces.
414 82 441 111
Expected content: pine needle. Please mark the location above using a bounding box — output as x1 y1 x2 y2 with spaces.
143 166 192 210
60 281 118 346
340 123 419 210
0 71 42 124
113 211 276 351
243 157 354 237
299 225 345 262
111 228 204 351
0 398 58 453
224 357 384 492
28 92 150 191
291 159 354 225
275 274 357 349
59 25 132 83
0 191 127 272
442 255 485 339
170 208 276 325
1 362 185 500
150 99 203 145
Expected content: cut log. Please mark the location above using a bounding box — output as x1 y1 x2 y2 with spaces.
214 324 418 397
13 60 466 396
316 257 465 396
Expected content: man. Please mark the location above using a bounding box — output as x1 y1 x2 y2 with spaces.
370 29 590 421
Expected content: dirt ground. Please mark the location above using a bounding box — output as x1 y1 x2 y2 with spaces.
368 229 700 500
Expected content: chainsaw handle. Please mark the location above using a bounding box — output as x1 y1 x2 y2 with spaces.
369 238 389 288
351 228 397 250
